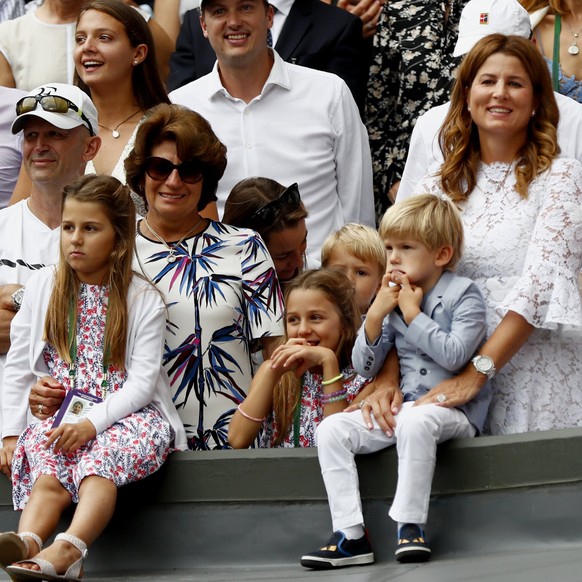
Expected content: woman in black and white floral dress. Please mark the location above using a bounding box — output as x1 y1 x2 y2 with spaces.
366 0 467 221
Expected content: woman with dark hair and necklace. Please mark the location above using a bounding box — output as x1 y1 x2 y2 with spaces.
74 0 170 216
526 0 582 102
376 34 582 436
124 104 284 450
7 0 184 217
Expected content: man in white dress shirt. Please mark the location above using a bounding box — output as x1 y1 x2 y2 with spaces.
169 0 374 260
398 0 582 201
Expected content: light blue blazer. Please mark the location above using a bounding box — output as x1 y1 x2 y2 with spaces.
353 270 491 433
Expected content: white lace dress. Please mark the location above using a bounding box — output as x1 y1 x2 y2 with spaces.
417 157 582 435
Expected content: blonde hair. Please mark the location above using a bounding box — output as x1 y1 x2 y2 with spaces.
379 194 464 270
44 175 136 369
321 223 387 277
439 34 559 202
272 269 361 445
518 0 549 11
548 0 568 15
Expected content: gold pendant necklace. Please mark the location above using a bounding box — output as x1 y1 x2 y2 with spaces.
143 216 205 263
567 16 582 56
97 108 142 139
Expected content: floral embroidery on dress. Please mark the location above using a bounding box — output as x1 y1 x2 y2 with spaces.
259 367 371 448
416 158 582 434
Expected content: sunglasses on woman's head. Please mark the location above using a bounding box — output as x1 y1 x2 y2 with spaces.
251 183 302 226
16 94 96 136
144 157 203 184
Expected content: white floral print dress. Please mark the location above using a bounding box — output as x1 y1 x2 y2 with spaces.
11 284 174 510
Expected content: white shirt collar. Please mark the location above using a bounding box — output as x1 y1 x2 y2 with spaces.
207 50 291 101
270 0 293 16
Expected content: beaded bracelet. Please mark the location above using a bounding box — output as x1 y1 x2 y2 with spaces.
321 387 348 405
322 387 347 399
322 392 348 404
321 373 345 386
237 404 265 423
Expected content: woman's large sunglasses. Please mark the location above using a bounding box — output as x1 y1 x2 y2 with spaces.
144 157 203 184
251 183 302 226
16 94 95 136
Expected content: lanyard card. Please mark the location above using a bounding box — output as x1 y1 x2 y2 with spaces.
51 389 102 429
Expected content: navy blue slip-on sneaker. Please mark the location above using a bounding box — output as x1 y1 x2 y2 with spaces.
300 530 375 569
395 523 432 563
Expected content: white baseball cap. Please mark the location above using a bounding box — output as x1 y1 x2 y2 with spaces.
453 0 532 57
11 83 98 136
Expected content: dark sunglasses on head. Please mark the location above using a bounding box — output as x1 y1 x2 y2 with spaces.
16 94 95 136
251 183 302 226
144 157 204 184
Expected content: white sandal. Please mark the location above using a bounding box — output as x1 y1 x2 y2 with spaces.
0 531 43 568
6 532 87 582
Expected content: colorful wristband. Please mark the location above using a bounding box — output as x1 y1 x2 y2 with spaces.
237 404 265 423
321 373 345 386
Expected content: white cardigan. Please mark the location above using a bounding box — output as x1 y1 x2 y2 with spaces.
2 267 187 451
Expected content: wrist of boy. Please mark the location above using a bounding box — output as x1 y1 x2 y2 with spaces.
402 307 420 325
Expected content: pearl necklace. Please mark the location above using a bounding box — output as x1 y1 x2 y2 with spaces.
97 108 142 139
143 216 205 263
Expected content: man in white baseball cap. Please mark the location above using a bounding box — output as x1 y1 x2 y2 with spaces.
0 83 100 420
398 0 582 200
10 83 98 136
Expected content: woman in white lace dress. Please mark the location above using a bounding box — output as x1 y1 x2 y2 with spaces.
411 34 582 435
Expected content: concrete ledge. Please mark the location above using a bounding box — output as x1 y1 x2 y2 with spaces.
161 427 582 502
76 428 582 501
2 427 581 505
1 428 581 573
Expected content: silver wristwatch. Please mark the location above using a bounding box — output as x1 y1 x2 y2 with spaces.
11 286 25 312
472 355 496 378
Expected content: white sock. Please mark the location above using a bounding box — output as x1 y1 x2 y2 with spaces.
341 525 365 540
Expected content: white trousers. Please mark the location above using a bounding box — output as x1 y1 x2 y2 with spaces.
315 402 475 531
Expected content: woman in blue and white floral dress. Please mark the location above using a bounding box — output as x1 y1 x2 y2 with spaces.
126 104 285 450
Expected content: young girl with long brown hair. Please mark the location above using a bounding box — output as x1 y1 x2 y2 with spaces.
228 269 371 448
0 174 186 580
